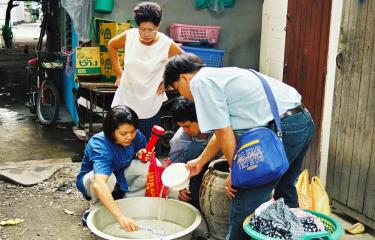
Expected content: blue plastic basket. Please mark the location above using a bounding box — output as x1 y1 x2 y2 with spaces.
182 46 224 68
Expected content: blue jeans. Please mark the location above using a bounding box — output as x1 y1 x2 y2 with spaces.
274 110 315 207
227 109 315 240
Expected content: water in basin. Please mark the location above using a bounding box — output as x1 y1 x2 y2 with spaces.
102 218 185 239
87 197 201 240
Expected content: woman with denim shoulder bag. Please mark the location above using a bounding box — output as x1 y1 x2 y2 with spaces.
163 53 315 240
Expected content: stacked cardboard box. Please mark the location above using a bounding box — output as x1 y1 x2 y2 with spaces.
76 47 101 76
99 22 130 82
75 21 131 81
100 51 124 82
99 22 130 51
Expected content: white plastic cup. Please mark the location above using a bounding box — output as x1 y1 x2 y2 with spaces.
161 163 190 191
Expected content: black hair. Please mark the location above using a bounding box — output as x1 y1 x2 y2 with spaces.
163 53 205 89
172 97 198 123
133 1 162 26
103 105 139 143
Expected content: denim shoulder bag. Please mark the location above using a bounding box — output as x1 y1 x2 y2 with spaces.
231 70 289 189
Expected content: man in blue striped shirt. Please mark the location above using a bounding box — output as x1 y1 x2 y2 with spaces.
168 97 211 207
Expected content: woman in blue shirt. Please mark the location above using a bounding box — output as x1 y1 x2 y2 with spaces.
76 105 152 232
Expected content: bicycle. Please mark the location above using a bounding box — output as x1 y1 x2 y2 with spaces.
26 50 67 125
25 4 68 125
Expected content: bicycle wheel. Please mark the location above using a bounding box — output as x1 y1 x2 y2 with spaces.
36 81 60 125
25 66 38 114
27 86 37 114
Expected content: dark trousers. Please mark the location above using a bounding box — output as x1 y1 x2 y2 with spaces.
227 110 315 240
272 110 315 207
182 141 208 208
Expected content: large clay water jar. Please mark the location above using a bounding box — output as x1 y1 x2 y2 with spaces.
199 159 230 240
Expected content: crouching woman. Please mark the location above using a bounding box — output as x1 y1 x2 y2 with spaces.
76 105 152 232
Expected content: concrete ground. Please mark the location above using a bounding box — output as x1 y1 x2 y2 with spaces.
0 93 84 163
0 23 89 240
331 210 375 239
12 21 41 48
0 163 94 240
0 40 84 163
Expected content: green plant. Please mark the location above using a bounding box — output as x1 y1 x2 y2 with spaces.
1 25 13 48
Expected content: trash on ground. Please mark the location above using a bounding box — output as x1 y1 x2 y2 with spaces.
0 218 24 226
64 209 75 215
56 124 68 129
73 129 87 141
345 222 365 234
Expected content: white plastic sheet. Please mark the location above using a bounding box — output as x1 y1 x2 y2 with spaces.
61 0 92 43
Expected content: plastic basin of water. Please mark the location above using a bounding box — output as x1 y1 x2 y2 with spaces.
87 197 201 240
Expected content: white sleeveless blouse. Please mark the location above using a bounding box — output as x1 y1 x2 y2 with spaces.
111 28 172 119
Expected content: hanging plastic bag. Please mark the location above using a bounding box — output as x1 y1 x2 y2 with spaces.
61 0 92 43
207 0 225 14
295 169 313 210
311 176 331 215
145 154 170 198
195 0 235 9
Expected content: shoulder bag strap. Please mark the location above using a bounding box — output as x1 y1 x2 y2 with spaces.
248 69 282 138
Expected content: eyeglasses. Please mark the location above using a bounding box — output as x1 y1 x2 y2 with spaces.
138 28 158 34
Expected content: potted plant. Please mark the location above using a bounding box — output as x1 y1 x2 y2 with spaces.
1 25 13 48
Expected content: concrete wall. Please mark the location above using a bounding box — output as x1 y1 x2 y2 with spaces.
12 2 25 23
93 0 263 68
0 0 25 26
259 0 287 80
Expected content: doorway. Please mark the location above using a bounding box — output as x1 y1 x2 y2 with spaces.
283 0 332 175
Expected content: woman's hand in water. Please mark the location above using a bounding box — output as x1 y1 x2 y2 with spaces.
118 215 138 232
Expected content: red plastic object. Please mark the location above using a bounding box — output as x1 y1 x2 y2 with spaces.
145 155 170 198
141 125 165 162
27 58 39 65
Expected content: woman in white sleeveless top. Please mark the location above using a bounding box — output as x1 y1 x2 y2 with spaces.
108 1 182 143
